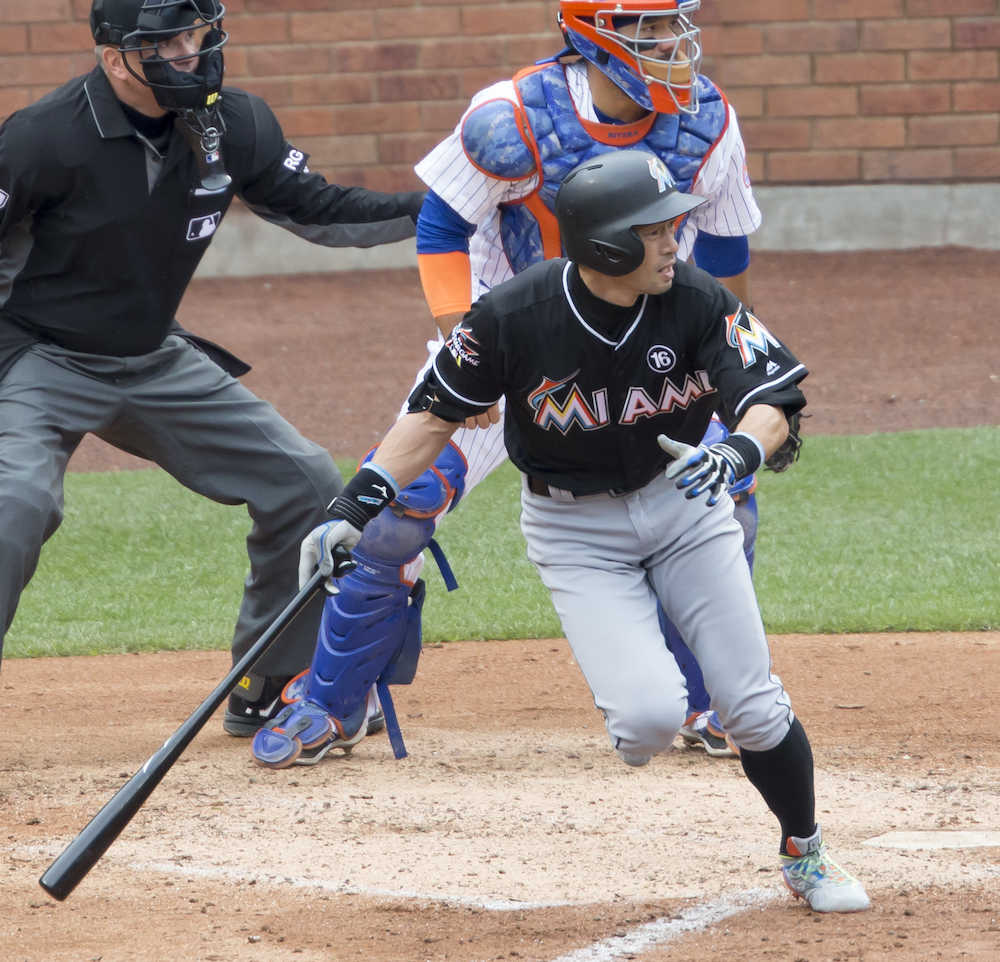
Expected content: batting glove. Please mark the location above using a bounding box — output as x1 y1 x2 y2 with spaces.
298 519 362 590
657 432 763 507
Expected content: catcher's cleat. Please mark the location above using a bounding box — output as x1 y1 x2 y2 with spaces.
678 710 739 758
282 671 385 737
251 698 369 769
223 674 293 737
250 700 333 770
781 827 871 913
289 700 369 766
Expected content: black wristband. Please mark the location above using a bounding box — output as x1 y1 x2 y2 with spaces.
327 465 398 530
711 432 763 481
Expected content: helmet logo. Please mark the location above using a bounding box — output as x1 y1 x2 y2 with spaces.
647 155 674 194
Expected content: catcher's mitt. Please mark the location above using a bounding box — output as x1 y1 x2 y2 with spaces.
765 412 803 472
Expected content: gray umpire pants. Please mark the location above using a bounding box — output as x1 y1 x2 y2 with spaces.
0 335 342 676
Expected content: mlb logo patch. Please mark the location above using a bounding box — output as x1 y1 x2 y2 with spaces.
186 211 222 241
0 188 9 210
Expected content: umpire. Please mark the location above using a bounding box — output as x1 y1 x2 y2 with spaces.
0 0 423 735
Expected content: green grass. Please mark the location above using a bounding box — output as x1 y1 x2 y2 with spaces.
751 427 998 632
4 427 997 659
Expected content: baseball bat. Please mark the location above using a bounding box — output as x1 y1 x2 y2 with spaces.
38 550 354 901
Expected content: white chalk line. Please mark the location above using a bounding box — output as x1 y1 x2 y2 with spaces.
546 888 778 962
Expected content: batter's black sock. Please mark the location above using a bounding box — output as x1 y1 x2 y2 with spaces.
739 716 816 854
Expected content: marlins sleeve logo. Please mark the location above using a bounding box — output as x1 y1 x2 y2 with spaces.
725 309 781 369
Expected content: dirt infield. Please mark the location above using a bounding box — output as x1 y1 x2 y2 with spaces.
1 249 998 961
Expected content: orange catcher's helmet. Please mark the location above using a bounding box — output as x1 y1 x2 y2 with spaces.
558 0 703 115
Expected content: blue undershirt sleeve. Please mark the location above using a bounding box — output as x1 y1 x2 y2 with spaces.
416 190 478 255
692 231 750 278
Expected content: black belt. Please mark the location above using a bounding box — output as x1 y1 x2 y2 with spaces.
525 474 645 500
526 475 554 496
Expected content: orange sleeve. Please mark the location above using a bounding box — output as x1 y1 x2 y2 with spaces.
417 251 473 318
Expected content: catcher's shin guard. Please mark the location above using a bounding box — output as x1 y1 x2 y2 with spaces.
297 444 466 759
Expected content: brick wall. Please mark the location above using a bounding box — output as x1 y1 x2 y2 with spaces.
2 1 998 191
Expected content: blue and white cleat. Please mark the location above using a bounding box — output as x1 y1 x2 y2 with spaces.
250 699 334 769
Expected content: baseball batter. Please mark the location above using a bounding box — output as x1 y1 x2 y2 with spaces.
291 152 870 914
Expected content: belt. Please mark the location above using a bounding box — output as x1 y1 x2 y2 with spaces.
526 475 555 497
525 474 644 501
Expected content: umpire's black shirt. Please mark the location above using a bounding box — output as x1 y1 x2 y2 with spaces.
412 259 808 495
0 67 420 377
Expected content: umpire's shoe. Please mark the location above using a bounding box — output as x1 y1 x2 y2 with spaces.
223 674 291 737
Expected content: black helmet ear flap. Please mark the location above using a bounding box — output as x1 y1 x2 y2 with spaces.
589 239 638 270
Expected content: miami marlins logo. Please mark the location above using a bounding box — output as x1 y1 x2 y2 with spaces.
528 372 609 434
725 309 781 369
446 325 481 367
646 155 674 193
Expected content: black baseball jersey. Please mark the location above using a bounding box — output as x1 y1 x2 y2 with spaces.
0 67 421 378
410 258 807 495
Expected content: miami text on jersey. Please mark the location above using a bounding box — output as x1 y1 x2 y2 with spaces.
530 370 715 433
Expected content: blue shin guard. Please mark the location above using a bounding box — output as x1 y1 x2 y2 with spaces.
252 445 466 768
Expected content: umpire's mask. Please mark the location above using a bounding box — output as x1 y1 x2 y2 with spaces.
114 0 228 114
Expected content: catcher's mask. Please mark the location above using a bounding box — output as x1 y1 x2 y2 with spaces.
555 150 705 276
92 0 227 114
558 0 702 115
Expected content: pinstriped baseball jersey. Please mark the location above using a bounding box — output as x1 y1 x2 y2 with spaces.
414 59 760 300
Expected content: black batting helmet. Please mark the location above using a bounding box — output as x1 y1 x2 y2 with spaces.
555 150 706 276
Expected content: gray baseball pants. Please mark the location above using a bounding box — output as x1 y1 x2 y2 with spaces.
0 336 341 675
520 471 794 761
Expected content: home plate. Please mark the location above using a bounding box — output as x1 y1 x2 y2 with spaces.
863 831 1000 850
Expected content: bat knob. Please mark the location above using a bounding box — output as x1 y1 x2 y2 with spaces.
330 544 357 579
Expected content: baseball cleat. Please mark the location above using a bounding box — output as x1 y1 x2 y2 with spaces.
250 700 333 769
678 710 739 757
288 700 369 765
223 674 293 737
615 746 652 767
781 827 871 913
282 671 385 736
